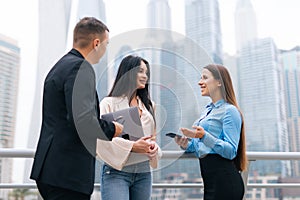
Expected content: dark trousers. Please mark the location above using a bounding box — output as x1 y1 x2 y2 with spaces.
36 181 90 200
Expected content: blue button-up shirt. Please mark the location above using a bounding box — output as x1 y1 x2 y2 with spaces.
185 99 242 160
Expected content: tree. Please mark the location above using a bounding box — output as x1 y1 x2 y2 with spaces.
8 188 37 200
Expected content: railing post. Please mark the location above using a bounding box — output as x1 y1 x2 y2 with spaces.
241 160 252 200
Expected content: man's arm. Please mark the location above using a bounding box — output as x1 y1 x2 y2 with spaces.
65 61 118 141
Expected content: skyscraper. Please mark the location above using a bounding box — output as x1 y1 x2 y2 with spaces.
76 0 109 99
145 3 213 198
24 0 72 182
25 0 108 182
239 38 290 176
147 0 171 30
222 54 239 100
145 0 176 182
0 33 20 199
185 0 223 64
280 46 300 176
235 0 258 53
233 0 257 104
145 0 174 137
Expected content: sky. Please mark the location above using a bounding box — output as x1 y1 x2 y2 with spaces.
0 0 300 182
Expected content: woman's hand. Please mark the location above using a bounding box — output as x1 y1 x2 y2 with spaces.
174 136 189 149
131 136 153 153
181 126 205 138
145 141 159 160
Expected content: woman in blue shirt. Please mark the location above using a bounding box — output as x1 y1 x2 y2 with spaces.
175 64 247 200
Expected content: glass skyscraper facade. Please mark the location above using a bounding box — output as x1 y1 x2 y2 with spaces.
25 0 109 183
0 34 20 199
16 0 300 198
76 0 109 100
280 46 300 176
235 0 258 53
185 0 223 64
147 0 171 30
239 38 290 176
24 0 72 182
146 1 215 199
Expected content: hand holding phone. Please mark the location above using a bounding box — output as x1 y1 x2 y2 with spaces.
165 132 183 138
166 132 191 142
166 132 190 149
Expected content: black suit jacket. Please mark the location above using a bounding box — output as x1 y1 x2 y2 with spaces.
30 49 115 195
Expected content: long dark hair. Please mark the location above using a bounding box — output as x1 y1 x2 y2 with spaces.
204 64 247 171
108 55 155 119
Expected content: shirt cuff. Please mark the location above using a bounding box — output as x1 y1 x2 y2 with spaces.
185 141 194 152
202 131 217 149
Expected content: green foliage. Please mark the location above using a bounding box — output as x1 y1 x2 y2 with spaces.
8 188 37 200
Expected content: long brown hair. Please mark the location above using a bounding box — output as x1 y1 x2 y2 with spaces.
204 64 247 171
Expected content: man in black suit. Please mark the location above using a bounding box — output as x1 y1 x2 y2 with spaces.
30 17 123 200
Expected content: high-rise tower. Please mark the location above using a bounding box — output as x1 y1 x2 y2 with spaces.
235 0 258 53
25 0 109 182
24 0 72 182
76 0 109 99
147 0 171 30
27 0 72 154
145 0 174 139
280 46 300 176
239 38 290 176
185 0 223 64
0 33 20 199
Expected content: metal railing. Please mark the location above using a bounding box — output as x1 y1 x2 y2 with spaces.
1 148 300 190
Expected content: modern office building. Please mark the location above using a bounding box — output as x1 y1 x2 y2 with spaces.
146 0 176 182
222 54 239 101
238 38 290 176
246 175 281 199
146 0 215 189
146 0 174 139
0 34 20 199
24 0 72 182
235 0 258 53
25 0 108 182
76 0 109 99
234 0 292 178
171 0 225 181
147 0 171 30
233 0 257 104
280 46 300 176
185 0 223 64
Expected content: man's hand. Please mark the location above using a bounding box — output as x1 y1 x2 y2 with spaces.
112 121 123 137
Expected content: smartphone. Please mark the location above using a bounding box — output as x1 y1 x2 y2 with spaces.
165 132 183 138
166 132 191 141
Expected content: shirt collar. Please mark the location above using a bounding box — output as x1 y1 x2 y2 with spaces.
206 99 225 109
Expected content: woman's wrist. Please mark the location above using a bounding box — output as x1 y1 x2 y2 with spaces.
195 130 205 138
180 145 187 150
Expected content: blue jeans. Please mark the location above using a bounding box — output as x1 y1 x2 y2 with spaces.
100 164 152 200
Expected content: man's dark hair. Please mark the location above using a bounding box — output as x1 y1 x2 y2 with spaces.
73 17 109 49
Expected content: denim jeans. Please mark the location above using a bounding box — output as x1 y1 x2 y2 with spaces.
100 164 152 200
